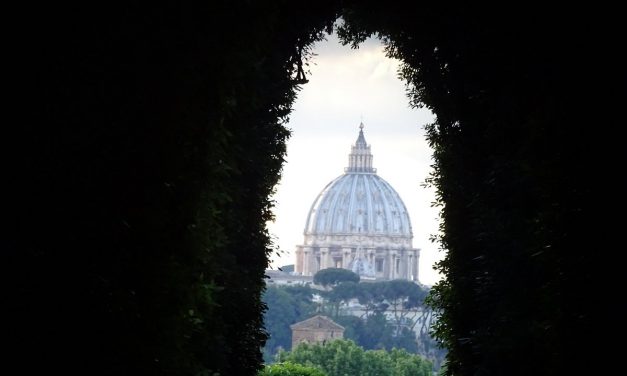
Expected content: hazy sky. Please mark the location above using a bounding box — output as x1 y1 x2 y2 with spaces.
267 34 444 286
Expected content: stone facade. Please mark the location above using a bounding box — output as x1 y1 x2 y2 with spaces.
290 315 344 349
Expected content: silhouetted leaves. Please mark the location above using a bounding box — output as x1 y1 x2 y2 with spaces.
13 2 617 375
339 3 617 375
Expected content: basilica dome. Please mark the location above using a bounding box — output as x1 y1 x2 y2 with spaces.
295 123 420 282
305 174 412 237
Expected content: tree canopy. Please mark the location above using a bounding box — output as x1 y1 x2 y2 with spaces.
264 280 439 365
313 268 360 288
262 285 316 361
259 362 327 376
13 2 339 374
277 339 432 376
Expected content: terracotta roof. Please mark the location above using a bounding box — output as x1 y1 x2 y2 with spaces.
290 315 345 331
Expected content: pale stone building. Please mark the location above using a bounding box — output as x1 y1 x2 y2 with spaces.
295 123 420 281
290 315 344 349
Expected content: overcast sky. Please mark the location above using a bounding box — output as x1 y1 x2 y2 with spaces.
267 34 444 286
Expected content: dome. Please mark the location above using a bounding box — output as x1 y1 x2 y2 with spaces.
304 123 413 238
295 122 420 282
305 173 412 236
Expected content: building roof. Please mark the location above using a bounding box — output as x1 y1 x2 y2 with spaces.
290 315 345 331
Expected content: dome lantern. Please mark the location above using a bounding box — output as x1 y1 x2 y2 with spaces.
346 122 375 173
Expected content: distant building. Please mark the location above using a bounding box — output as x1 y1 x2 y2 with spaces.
264 269 312 286
295 123 421 281
290 315 344 349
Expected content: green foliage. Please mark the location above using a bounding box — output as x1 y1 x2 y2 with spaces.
319 280 431 356
383 280 427 306
361 350 395 376
328 281 361 302
324 281 360 316
312 279 431 356
263 285 316 361
277 339 432 376
331 315 365 344
336 313 418 354
359 313 392 349
354 281 388 316
336 313 389 350
313 268 360 288
259 362 327 376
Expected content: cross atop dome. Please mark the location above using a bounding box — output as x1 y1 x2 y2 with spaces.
355 122 368 148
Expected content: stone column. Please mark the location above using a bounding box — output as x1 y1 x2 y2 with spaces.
384 251 393 279
366 248 375 276
302 248 310 276
414 249 421 282
320 247 329 270
326 248 333 269
310 248 319 275
295 247 303 274
342 247 351 269
400 249 409 280
391 251 399 279
303 247 315 276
